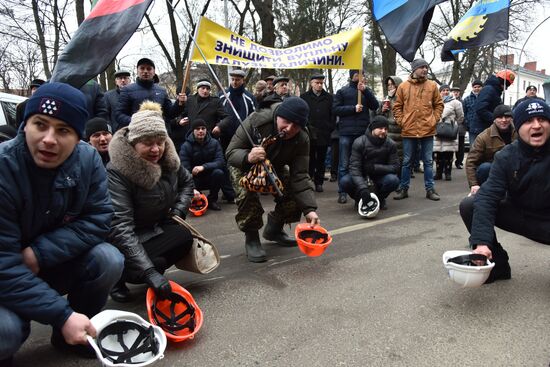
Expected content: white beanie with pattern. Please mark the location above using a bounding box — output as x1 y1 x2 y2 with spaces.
128 101 167 143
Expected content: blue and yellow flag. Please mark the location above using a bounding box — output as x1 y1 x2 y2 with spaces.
441 0 510 62
373 0 447 62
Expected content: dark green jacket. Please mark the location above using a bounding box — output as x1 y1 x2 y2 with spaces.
226 103 317 215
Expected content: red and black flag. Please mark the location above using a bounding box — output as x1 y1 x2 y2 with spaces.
50 0 153 88
441 0 510 62
372 0 448 62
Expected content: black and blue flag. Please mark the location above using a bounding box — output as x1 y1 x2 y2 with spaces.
373 0 448 62
441 0 510 62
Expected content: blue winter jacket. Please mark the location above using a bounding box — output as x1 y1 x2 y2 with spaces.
179 131 225 173
333 81 379 137
471 139 550 248
115 78 184 130
0 134 113 329
472 75 504 135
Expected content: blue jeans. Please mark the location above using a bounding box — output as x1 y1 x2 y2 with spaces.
337 135 360 193
400 137 435 191
476 162 492 186
0 243 123 359
340 173 400 200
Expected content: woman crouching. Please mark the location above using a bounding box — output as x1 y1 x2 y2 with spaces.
107 101 194 302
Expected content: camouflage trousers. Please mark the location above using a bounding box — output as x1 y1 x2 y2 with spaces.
229 166 302 232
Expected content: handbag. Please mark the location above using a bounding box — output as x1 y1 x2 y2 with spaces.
435 118 459 140
172 215 220 274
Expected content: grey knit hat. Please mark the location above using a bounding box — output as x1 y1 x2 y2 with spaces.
410 58 429 72
128 101 167 143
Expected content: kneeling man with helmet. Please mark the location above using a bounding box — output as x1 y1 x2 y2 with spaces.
459 99 550 283
340 116 400 215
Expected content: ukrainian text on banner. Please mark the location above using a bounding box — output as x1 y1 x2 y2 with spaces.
191 17 363 69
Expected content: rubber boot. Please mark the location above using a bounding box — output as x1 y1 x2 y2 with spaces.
245 231 267 263
262 214 297 247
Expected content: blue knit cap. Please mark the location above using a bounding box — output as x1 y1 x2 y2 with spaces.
512 99 550 131
23 82 89 138
275 97 309 128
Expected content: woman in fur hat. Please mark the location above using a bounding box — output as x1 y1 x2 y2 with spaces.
107 101 196 302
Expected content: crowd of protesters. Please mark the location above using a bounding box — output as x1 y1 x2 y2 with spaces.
1 56 549 366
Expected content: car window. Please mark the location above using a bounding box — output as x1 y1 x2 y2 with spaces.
1 101 18 128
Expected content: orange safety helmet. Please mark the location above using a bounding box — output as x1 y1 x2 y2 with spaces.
146 280 203 343
189 193 208 217
294 223 333 257
496 69 516 85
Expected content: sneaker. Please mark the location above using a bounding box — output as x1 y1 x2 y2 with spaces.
455 162 463 169
209 201 221 211
51 329 96 359
393 189 408 200
337 193 347 204
329 174 337 182
315 184 324 192
426 189 440 201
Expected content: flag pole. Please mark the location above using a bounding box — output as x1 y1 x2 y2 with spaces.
181 61 192 94
169 4 283 197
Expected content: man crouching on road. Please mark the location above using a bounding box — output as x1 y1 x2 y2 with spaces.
340 116 400 211
0 82 124 365
459 99 550 284
226 96 320 263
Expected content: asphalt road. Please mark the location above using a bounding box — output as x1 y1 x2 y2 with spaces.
15 166 550 367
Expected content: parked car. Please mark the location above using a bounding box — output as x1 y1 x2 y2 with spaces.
0 92 26 128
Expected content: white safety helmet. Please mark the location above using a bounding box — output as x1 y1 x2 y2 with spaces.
87 310 167 367
443 250 495 288
358 192 380 218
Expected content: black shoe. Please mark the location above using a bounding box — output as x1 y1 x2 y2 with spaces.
455 162 463 169
434 174 442 180
484 261 511 284
262 214 296 247
426 189 440 201
337 193 347 204
209 201 221 211
380 198 387 210
410 172 415 178
445 174 452 181
110 280 133 303
51 329 96 359
315 184 324 193
245 231 267 262
393 189 408 200
329 174 337 182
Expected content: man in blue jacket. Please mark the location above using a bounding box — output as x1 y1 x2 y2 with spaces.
180 118 226 210
333 70 379 204
459 99 550 284
115 58 185 131
0 83 124 365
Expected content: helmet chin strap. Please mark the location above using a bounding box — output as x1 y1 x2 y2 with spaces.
97 320 160 364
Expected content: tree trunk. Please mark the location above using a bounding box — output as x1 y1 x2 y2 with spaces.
251 0 275 79
32 0 51 78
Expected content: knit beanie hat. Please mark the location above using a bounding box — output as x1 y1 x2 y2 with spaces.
410 58 429 72
191 118 207 130
370 115 389 130
472 79 483 87
439 84 450 92
349 70 359 79
492 104 512 120
85 117 112 141
512 99 550 131
127 101 167 143
275 97 309 128
23 82 89 138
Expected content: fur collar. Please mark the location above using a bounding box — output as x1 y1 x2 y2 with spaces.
109 127 180 189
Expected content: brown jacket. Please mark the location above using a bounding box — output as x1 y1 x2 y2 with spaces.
465 123 517 187
392 76 443 138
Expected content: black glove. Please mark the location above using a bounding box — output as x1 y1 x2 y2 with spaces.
365 163 375 175
359 189 377 209
144 268 172 299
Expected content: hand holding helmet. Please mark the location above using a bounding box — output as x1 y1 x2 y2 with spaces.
358 190 380 218
305 211 320 227
144 268 172 299
360 189 377 208
62 312 96 345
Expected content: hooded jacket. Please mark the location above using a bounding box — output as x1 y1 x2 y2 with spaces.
392 75 443 138
107 129 194 281
0 133 112 329
472 75 504 135
333 81 379 136
226 103 317 215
